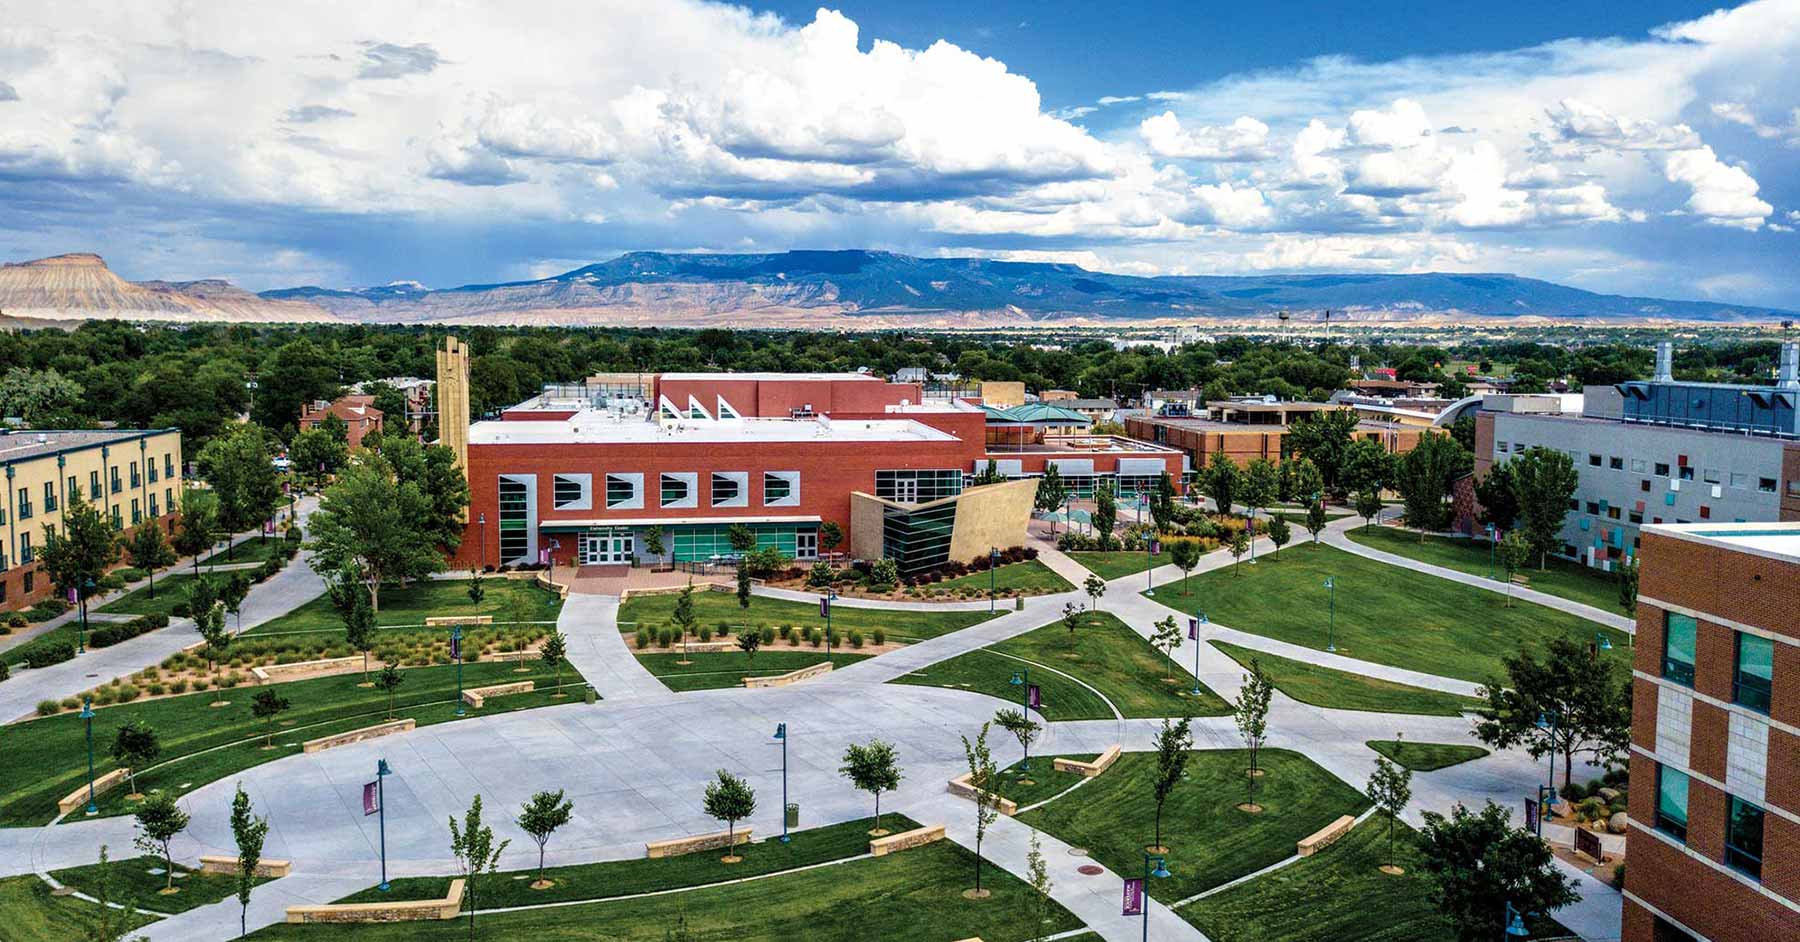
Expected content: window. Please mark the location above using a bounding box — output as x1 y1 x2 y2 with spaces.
1662 612 1696 686
1630 458 1648 472
110 505 121 528
716 397 741 420
1586 501 1600 515
1758 477 1777 494
1588 454 1602 467
130 498 141 525
1699 505 1711 520
17 532 31 565
110 467 121 494
148 461 158 483
164 454 175 478
1655 462 1671 476
1496 441 1508 455
763 471 800 507
15 488 29 520
1724 796 1764 879
1629 512 1643 524
164 488 173 514
90 470 100 496
660 473 697 509
1733 633 1773 713
1729 472 1748 489
1678 466 1695 481
498 477 531 563
67 475 78 500
129 461 140 488
22 570 31 593
42 482 55 513
1655 765 1689 841
1702 468 1720 485
710 472 748 508
875 469 963 503
1608 506 1621 520
1609 456 1623 470
551 474 591 511
1640 479 1651 492
149 493 159 517
604 473 642 510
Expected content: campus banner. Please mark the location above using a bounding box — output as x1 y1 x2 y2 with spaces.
1027 684 1041 710
1121 877 1144 916
1524 797 1539 833
1187 618 1198 640
363 782 380 816
819 597 829 617
449 633 461 661
1151 540 1161 555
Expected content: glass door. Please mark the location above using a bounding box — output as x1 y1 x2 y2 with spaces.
795 530 818 560
578 533 604 565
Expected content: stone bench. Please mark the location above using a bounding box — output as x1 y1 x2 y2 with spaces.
869 824 945 857
57 768 131 816
534 571 569 599
1053 745 1121 778
286 879 464 923
424 615 492 627
1297 814 1356 856
252 656 362 683
198 856 292 878
302 719 415 754
645 828 752 859
946 772 1018 816
461 681 533 708
743 661 832 689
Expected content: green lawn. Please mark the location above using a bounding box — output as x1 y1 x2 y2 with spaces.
0 874 155 942
244 578 562 636
198 538 288 568
249 840 1082 942
619 590 994 642
994 754 1094 808
1345 525 1626 614
893 612 1229 720
1018 749 1372 902
1068 551 1158 580
1366 740 1490 772
636 650 871 692
95 573 203 618
50 855 254 916
1211 642 1480 717
0 659 585 827
928 559 1074 596
1149 542 1630 685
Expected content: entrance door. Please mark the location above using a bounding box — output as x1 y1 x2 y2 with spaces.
795 530 818 560
603 532 634 563
578 534 604 565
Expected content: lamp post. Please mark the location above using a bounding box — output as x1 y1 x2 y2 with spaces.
81 696 97 815
1591 632 1613 662
1009 667 1031 771
1322 576 1337 653
1189 613 1208 696
377 758 393 892
824 587 836 658
1141 492 1155 596
1484 523 1497 580
1141 853 1170 942
77 578 96 655
452 625 465 716
989 546 998 614
773 723 790 843
1504 902 1530 939
1535 711 1558 794
478 513 487 570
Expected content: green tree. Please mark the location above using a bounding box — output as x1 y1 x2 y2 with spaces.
466 567 485 605
448 793 510 938
735 628 761 670
819 521 843 556
1150 615 1182 679
1266 514 1291 557
672 581 698 641
1394 432 1469 539
1202 450 1240 516
974 459 1004 485
221 573 249 631
1354 489 1383 530
198 424 282 540
1060 601 1081 639
1416 801 1577 942
959 722 1001 896
376 663 404 719
1149 716 1193 852
1340 438 1395 497
38 491 119 622
993 707 1041 767
1082 573 1105 610
1305 499 1328 542
1227 529 1249 571
109 720 160 798
1473 460 1521 531
132 790 190 893
1367 752 1413 873
125 520 177 599
644 525 667 568
251 339 341 433
1241 457 1278 519
343 585 376 685
230 784 269 939
0 366 85 426
1091 482 1117 551
727 523 757 554
173 489 220 574
1149 471 1177 533
251 688 290 747
1023 830 1055 942
307 454 444 612
1285 409 1358 494
375 434 471 551
1168 539 1200 593
1290 457 1325 506
1234 658 1274 810
1497 531 1531 605
839 739 904 835
1511 446 1579 568
288 425 348 483
1616 556 1640 614
702 770 757 861
516 790 574 889
1473 636 1631 791
736 564 751 609
1034 466 1068 535
540 631 568 693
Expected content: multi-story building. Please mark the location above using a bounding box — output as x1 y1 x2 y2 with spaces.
298 395 385 449
1127 398 1423 469
1625 521 1798 942
1473 343 1800 570
0 428 184 610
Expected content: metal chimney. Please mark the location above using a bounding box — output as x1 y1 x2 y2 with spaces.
1779 342 1800 390
1653 341 1673 383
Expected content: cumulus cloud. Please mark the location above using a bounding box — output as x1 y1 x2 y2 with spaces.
1138 113 1271 161
358 42 442 79
1663 145 1773 229
0 82 17 102
1545 99 1701 151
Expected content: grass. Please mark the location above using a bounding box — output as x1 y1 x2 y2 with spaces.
994 754 1094 808
243 578 562 636
1210 641 1481 717
1067 550 1158 580
1345 524 1626 613
0 874 155 942
893 611 1230 720
1366 740 1490 772
50 855 256 916
927 559 1074 596
249 840 1082 942
635 649 871 692
618 590 994 642
1018 749 1372 902
198 537 288 568
0 659 585 827
94 573 203 618
1148 542 1630 685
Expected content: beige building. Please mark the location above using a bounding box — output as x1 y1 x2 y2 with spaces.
0 428 184 610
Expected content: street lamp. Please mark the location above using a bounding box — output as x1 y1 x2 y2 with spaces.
1505 902 1530 938
989 546 998 614
1535 711 1559 794
1141 852 1170 942
1591 632 1613 662
78 577 96 655
1009 667 1032 771
377 758 393 892
478 513 487 570
452 625 465 716
81 696 97 815
1322 576 1337 653
772 723 790 843
1140 493 1156 596
1189 613 1208 697
1484 524 1496 579
824 587 837 658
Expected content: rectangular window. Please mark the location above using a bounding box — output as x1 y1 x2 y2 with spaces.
129 461 141 488
1609 456 1623 470
148 461 158 483
149 493 159 517
90 470 101 496
710 472 748 508
1655 462 1671 476
551 474 591 511
1678 466 1695 481
1588 454 1602 466
1733 632 1773 713
1608 506 1621 520
1699 505 1711 520
763 471 798 506
23 570 31 593
1662 612 1696 686
42 482 55 513
15 488 29 520
1586 501 1600 515
1630 458 1647 472
604 473 642 510
875 469 963 503
498 478 530 563
1758 477 1777 493
67 475 78 500
18 532 31 565
1629 511 1643 524
1729 472 1748 489
1655 765 1689 841
131 498 141 525
110 467 121 494
1724 796 1764 879
164 454 175 478
110 505 121 529
164 488 173 514
660 473 696 509
1702 468 1720 485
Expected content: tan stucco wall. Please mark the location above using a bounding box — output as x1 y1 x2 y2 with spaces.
435 336 471 521
1 429 183 579
849 492 887 561
980 381 1026 408
947 478 1037 562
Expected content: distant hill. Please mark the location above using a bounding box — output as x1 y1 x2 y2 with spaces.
0 253 339 323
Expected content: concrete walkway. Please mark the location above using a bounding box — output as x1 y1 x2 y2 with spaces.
557 593 668 700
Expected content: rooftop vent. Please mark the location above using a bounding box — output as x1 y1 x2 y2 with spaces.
1779 342 1799 391
1653 341 1674 383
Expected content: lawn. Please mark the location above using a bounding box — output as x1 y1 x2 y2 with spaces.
636 649 871 692
198 538 287 568
0 659 585 827
618 590 994 642
893 612 1230 720
50 855 255 916
994 754 1094 808
1366 740 1490 772
1067 550 1158 580
1210 641 1481 717
94 573 203 618
1345 525 1626 614
0 874 155 942
243 578 562 636
1017 749 1372 902
928 559 1074 596
249 840 1082 942
1148 542 1630 685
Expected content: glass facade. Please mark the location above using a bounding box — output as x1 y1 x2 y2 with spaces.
1724 796 1764 879
1733 632 1773 713
1655 765 1689 841
605 474 637 508
764 472 792 503
498 478 529 563
1662 612 1696 686
670 523 803 561
875 469 962 503
881 500 959 575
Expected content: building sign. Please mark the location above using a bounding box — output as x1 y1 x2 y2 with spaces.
1027 684 1041 710
1574 827 1605 863
363 782 380 816
1121 877 1144 916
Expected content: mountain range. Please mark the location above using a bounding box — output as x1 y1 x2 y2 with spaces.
1 250 1791 328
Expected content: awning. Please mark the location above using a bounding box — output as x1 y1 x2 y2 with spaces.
538 514 821 531
1116 458 1168 476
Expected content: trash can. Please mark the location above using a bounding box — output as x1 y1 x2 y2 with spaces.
584 685 598 705
785 803 800 828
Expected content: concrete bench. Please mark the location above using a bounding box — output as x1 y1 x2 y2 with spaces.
424 615 492 627
1297 814 1356 856
251 656 362 683
286 879 463 923
947 772 1018 816
461 681 533 708
57 768 131 816
645 828 752 859
302 719 415 754
198 856 292 878
743 661 832 689
534 571 569 599
1053 745 1121 778
869 824 945 857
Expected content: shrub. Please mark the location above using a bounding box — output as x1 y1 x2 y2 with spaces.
115 567 149 583
698 626 712 643
286 526 305 544
171 602 192 618
146 683 165 696
36 699 60 716
636 628 650 650
849 630 864 649
658 628 673 647
60 696 80 710
872 628 885 646
90 688 116 706
116 684 141 702
714 621 731 637
170 680 188 694
779 625 792 641
7 613 25 629
0 660 6 680
760 627 774 644
97 573 127 592
22 642 76 669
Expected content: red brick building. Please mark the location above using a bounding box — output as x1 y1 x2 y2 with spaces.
298 395 384 450
1625 522 1799 942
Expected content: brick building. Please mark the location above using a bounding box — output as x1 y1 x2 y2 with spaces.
1624 522 1799 942
297 395 384 449
1126 398 1423 471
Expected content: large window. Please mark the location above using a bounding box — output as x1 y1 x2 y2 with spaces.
1724 796 1764 879
42 482 55 513
670 523 801 561
552 474 591 511
710 472 748 508
660 473 697 509
14 488 29 520
1733 632 1773 713
498 478 530 563
1655 765 1689 841
875 469 962 503
1662 612 1697 686
605 473 642 510
763 471 800 507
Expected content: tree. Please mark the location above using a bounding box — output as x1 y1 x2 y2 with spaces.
1416 801 1577 942
376 663 404 719
1024 830 1055 942
1511 446 1579 568
819 521 844 556
540 631 568 694
1497 531 1531 605
736 564 751 609
307 454 444 612
1082 573 1105 610
133 790 190 893
251 338 341 432
466 568 485 605
702 770 757 862
1354 489 1383 530
1149 471 1177 534
1241 457 1278 521
1616 556 1640 614
198 424 282 539
1060 602 1081 639
1227 529 1249 571
125 520 177 600
727 523 757 554
0 366 84 425
343 586 376 686
993 707 1040 766
230 784 269 939
250 688 290 747
221 574 249 631
1285 409 1357 493
448 794 509 937
1234 659 1274 811
173 489 220 573
81 844 135 942
839 739 903 835
1091 482 1117 551
1473 636 1631 791
672 581 698 647
1035 466 1068 536
974 459 1004 485
1149 716 1193 853
644 525 667 568
1340 438 1395 497
959 722 1002 897
516 790 574 889
1266 514 1291 557
1168 539 1200 592
1473 460 1521 531
1367 752 1413 874
1305 499 1328 543
736 628 761 670
1290 457 1324 507
288 425 348 483
1150 616 1182 679
110 720 160 798
1202 451 1239 516
1394 432 1469 539
38 492 119 618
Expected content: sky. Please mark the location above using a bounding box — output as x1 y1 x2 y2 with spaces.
1 1 1797 308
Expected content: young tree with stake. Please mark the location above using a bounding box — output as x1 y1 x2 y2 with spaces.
1305 498 1328 543
1149 716 1193 853
540 631 568 694
133 791 190 894
703 770 757 862
466 567 485 605
1234 658 1274 811
126 520 177 599
1092 482 1118 551
1024 830 1056 942
1168 539 1200 593
959 723 1002 898
251 688 290 748
1497 531 1531 605
1227 529 1250 572
449 794 509 937
1035 466 1068 536
230 784 269 938
1266 514 1291 558
736 628 761 671
343 587 376 686
516 790 574 889
1082 573 1105 610
839 739 903 835
1354 489 1383 531
1150 616 1182 680
992 708 1040 770
110 720 160 799
1367 753 1413 874
376 663 404 719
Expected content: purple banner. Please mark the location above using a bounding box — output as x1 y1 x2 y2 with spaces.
1121 877 1144 916
1027 684 1041 710
819 597 830 617
1151 540 1161 556
363 781 380 816
449 634 461 661
1187 618 1198 640
539 548 550 565
1524 797 1539 833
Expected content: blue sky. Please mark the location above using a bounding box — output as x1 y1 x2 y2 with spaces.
1 1 1796 310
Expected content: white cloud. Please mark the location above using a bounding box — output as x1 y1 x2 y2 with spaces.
1663 145 1773 229
1097 95 1141 106
1545 99 1701 151
1138 112 1271 161
1711 101 1782 138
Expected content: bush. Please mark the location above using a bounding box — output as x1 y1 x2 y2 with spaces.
90 687 115 706
115 567 148 583
714 621 731 638
146 682 165 696
0 660 6 680
761 627 774 644
807 561 835 588
36 699 60 716
97 573 127 592
170 680 188 694
171 602 192 619
779 625 792 641
60 696 80 710
286 526 305 544
3 611 20 628
22 642 76 669
849 630 864 649
698 626 712 643
116 684 141 702
658 628 673 647
872 628 885 646
635 628 650 650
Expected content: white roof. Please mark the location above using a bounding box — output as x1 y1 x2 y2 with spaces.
1642 522 1800 566
656 371 879 382
469 414 958 446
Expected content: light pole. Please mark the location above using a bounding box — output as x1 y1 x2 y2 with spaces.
377 758 392 892
1504 902 1530 939
1484 523 1496 579
1322 576 1337 652
773 723 790 843
78 578 95 655
81 696 97 815
1189 613 1208 696
1009 667 1031 771
1535 711 1558 794
989 546 998 614
478 513 487 570
1141 853 1170 942
452 625 465 716
824 587 836 658
1140 492 1155 596
1591 632 1613 662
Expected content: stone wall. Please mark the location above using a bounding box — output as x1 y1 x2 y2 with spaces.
869 824 945 857
287 879 464 923
645 828 752 859
302 719 415 754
